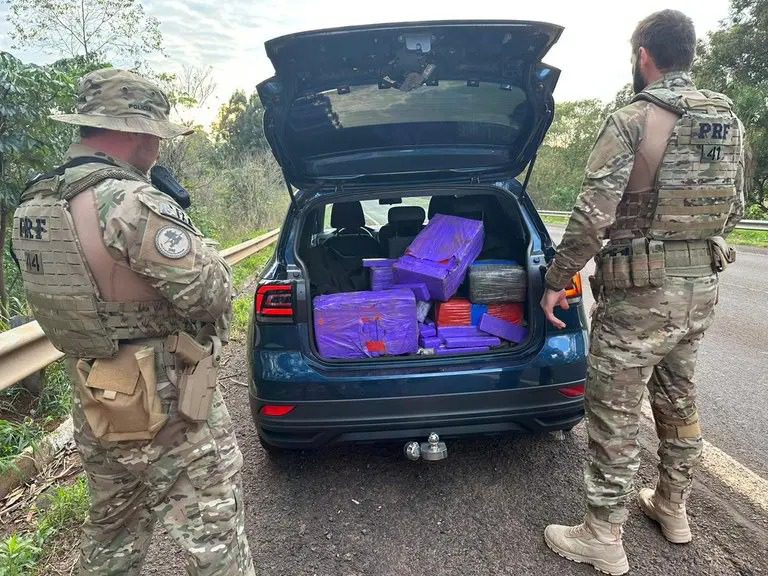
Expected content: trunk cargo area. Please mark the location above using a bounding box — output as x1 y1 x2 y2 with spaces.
297 188 536 362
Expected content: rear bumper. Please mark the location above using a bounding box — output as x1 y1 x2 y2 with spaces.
251 385 584 449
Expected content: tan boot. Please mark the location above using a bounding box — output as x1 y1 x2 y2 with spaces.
637 488 692 544
544 512 630 575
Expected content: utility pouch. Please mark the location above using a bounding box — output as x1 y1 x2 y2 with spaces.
76 345 168 442
630 239 650 288
611 254 632 289
600 254 616 291
648 240 666 287
709 236 736 272
167 332 221 422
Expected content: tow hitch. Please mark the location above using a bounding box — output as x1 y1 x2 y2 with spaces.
404 433 448 462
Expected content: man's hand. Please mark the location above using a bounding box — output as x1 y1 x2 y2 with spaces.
540 288 569 330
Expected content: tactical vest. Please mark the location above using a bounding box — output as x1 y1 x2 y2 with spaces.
12 160 194 359
609 86 741 241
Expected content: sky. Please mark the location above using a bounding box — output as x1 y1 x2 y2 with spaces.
0 0 731 127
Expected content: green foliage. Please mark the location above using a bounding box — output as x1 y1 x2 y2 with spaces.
211 90 268 155
0 476 89 575
36 476 89 537
694 0 768 206
0 418 43 472
727 228 768 248
7 0 163 65
231 295 252 338
0 52 106 315
232 246 274 291
529 99 609 210
745 204 768 220
0 533 41 576
37 360 73 421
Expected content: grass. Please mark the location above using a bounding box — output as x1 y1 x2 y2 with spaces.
0 360 72 473
0 418 44 474
0 476 89 576
232 246 275 291
541 215 768 248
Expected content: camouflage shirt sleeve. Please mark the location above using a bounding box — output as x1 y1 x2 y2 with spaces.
95 179 233 324
723 117 746 236
544 104 646 291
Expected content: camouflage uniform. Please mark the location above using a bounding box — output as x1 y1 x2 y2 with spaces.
544 72 745 524
12 69 256 575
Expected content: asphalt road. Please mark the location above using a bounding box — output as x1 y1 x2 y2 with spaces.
139 234 768 576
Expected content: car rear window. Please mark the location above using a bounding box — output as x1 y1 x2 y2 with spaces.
286 81 529 157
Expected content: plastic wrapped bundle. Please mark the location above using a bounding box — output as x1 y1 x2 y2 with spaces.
396 282 430 302
419 323 437 338
479 313 528 344
443 336 501 349
393 214 484 301
364 258 397 291
469 260 527 303
314 289 418 359
437 326 487 338
434 298 472 327
419 336 442 349
471 303 525 326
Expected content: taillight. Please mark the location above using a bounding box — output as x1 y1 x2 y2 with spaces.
564 273 582 301
255 283 294 321
558 384 585 398
260 405 296 417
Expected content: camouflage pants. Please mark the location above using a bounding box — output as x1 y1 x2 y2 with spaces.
71 367 256 576
584 274 718 524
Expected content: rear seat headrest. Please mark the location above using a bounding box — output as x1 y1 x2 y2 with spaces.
428 196 456 218
387 206 425 224
331 201 366 229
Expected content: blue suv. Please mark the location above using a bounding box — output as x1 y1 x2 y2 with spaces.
248 20 589 452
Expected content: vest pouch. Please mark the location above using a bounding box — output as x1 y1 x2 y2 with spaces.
600 254 616 290
76 345 168 442
648 240 666 287
709 236 736 272
611 254 633 289
630 239 650 288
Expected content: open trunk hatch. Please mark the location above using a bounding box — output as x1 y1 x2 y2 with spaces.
258 20 562 190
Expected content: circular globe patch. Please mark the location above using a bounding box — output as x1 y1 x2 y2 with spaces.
155 225 191 259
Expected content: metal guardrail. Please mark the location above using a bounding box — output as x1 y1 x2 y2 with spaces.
538 210 768 231
0 228 280 392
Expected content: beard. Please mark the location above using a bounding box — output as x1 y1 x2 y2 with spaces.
633 61 647 94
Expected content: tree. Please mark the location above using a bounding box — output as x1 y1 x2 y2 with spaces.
529 99 609 210
694 0 768 211
155 65 217 125
7 0 163 66
211 90 268 155
0 52 101 316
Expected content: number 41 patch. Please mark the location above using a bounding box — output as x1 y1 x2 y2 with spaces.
701 145 723 162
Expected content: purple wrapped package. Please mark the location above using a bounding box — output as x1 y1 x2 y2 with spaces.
443 336 502 349
314 289 418 359
395 282 430 302
479 313 528 344
437 326 487 338
436 346 490 356
363 258 397 268
393 214 484 301
419 336 442 349
370 266 395 291
419 323 437 338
